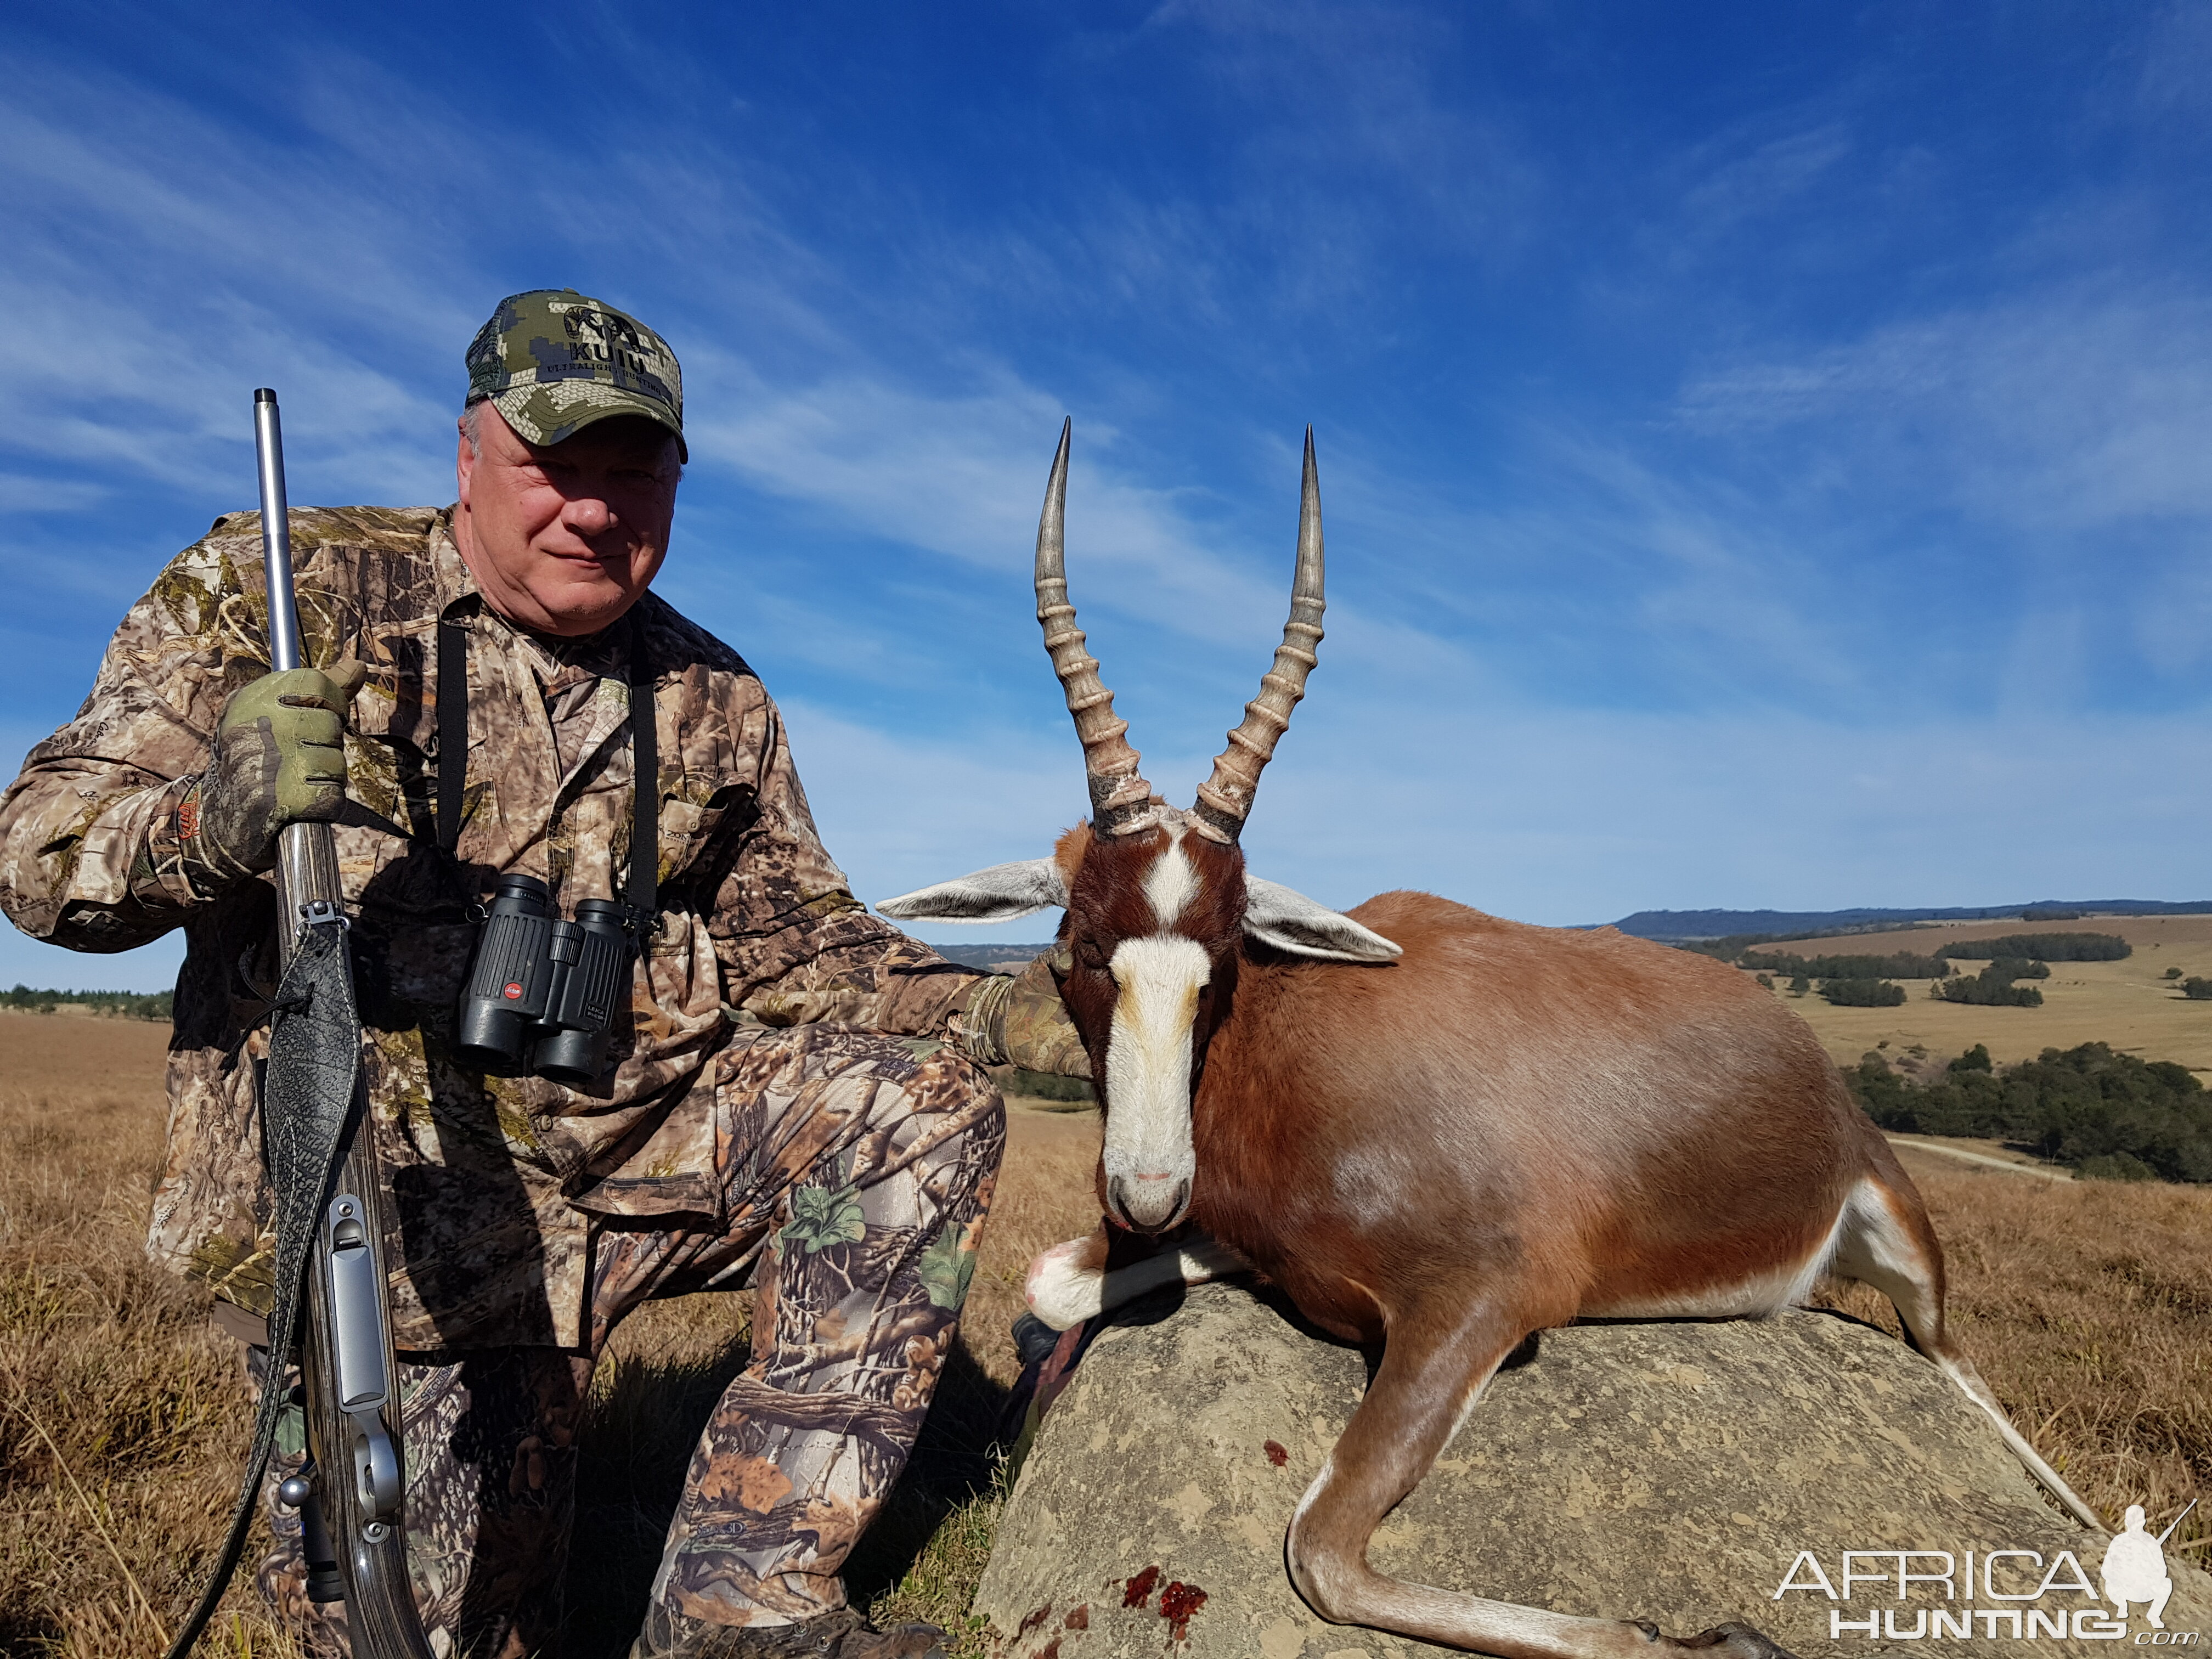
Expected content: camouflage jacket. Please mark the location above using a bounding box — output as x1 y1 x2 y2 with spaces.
0 506 990 1350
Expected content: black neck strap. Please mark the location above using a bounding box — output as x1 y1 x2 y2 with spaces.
436 603 659 933
624 611 659 928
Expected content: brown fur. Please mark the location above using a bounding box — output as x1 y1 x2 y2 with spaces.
1039 832 2079 1659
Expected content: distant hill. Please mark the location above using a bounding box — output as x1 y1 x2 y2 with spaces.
930 943 1057 972
1607 901 2212 942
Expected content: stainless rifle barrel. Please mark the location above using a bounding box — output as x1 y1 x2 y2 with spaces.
253 388 304 674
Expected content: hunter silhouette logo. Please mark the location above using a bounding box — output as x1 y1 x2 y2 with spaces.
2105 1502 2193 1632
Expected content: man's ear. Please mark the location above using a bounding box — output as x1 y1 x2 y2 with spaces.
455 419 476 508
877 859 1070 923
1242 876 1402 962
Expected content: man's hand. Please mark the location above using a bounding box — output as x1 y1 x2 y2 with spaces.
1001 947 1090 1078
954 947 1091 1080
183 663 366 880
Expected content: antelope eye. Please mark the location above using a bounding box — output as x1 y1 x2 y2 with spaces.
1076 935 1109 970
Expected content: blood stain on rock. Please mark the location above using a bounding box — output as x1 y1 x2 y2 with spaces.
1158 1581 1208 1641
1064 1606 1090 1629
1017 1604 1054 1638
1035 1641 1061 1659
1122 1565 1161 1608
1263 1439 1289 1466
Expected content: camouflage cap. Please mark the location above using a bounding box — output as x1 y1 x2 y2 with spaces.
465 289 686 460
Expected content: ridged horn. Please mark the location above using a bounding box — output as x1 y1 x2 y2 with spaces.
1035 419 1158 838
1190 426 1325 844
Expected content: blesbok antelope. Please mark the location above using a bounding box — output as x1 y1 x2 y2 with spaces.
879 422 2103 1659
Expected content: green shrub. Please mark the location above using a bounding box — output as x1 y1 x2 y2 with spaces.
1819 978 1906 1007
1843 1042 2212 1182
995 1066 1094 1105
2183 979 2212 1002
2163 967 2183 980
2077 1152 2156 1182
1934 963 2045 1007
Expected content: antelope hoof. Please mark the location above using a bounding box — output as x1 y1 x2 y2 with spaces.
1673 1622 1802 1659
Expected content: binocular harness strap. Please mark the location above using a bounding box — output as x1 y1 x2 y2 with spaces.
434 605 659 935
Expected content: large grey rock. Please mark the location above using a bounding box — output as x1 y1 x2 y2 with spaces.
977 1283 2210 1658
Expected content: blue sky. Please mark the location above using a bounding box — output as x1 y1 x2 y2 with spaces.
4 2 2210 991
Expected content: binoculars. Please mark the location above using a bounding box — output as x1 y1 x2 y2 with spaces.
452 874 634 1083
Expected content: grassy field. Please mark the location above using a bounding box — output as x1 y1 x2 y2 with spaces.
1 1009 2205 1656
1742 911 2212 1071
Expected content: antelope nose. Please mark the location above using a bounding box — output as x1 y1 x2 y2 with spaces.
1109 1173 1190 1235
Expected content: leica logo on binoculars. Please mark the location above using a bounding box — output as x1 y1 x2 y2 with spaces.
454 873 636 1083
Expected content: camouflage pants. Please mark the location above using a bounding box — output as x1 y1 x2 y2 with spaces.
253 1024 1005 1657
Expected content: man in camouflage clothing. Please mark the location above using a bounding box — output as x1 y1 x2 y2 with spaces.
0 290 1084 1658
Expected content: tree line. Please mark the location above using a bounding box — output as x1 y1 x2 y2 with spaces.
1737 932 2130 978
1743 950 1953 980
1718 930 2135 1010
1935 933 2131 962
0 984 174 1020
1846 1041 2212 1183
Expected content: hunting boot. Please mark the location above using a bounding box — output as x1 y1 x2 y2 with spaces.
629 1602 950 1659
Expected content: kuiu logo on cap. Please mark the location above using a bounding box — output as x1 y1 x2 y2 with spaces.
465 287 686 456
541 306 674 403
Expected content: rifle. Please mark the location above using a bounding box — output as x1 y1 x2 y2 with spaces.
2158 1499 2198 1547
164 391 432 1657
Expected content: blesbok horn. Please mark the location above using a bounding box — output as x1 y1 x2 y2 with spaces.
1190 426 1325 844
1035 419 1158 838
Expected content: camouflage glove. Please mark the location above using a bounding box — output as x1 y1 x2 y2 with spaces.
952 947 1091 1080
180 663 366 882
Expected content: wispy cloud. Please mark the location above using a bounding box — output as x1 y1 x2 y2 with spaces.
4 2 2211 994
1674 287 2212 535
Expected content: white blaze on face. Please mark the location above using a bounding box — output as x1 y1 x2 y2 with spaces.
1100 828 1210 1226
1102 934 1209 1214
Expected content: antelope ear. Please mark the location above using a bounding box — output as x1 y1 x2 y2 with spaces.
1243 876 1403 962
877 859 1070 923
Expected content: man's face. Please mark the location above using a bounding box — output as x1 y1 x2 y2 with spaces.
452 402 682 637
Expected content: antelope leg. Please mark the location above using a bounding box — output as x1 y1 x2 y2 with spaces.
1024 1221 1251 1330
1286 1301 1801 1659
1829 1166 2104 1531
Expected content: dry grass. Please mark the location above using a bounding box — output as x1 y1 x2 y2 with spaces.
1825 1143 2212 1555
0 1012 303 1657
2 1011 2204 1656
0 1012 1099 1657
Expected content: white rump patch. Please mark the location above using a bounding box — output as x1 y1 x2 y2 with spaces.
1101 934 1210 1202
